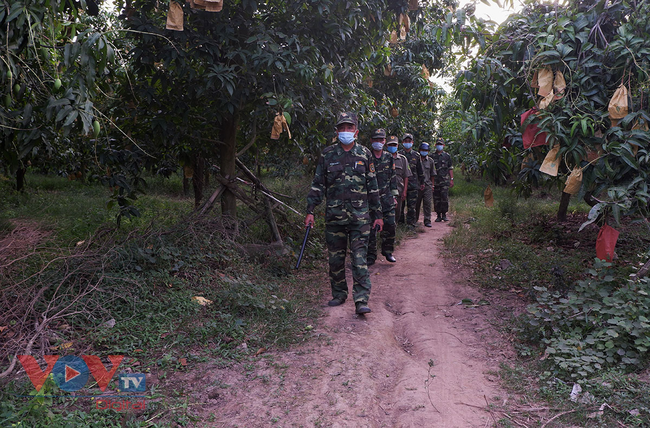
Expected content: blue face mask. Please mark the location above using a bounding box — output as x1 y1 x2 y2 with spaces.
386 146 398 154
436 145 444 151
372 142 384 151
403 142 413 150
338 132 356 145
420 151 429 157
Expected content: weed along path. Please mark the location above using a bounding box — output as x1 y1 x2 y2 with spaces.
193 222 502 427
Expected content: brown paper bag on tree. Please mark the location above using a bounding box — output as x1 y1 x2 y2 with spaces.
399 13 410 33
608 84 628 119
205 0 223 12
484 186 494 207
539 90 554 109
270 113 291 140
390 30 398 45
190 0 205 9
539 144 560 176
421 64 430 80
564 167 583 195
521 152 535 171
537 67 553 97
166 2 184 31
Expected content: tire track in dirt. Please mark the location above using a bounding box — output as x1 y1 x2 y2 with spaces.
191 222 502 427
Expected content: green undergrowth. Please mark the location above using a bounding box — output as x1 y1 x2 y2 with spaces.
447 175 650 426
0 171 324 427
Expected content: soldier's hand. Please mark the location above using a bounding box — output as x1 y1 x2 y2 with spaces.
450 179 455 188
420 184 425 191
305 214 315 227
401 192 407 201
373 219 384 232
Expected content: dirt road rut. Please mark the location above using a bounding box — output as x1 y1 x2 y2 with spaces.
197 223 502 427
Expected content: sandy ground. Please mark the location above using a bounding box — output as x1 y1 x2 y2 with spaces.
186 220 506 427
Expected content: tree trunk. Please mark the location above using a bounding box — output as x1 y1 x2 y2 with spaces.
557 191 571 222
220 113 240 225
16 167 26 192
192 155 205 209
183 177 190 196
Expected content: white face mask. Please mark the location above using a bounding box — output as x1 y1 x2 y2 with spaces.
338 132 355 145
372 142 384 151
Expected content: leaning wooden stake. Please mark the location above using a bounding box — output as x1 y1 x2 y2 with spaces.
263 196 282 243
198 185 226 215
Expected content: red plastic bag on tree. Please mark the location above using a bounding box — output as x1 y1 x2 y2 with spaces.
521 109 548 149
596 224 619 262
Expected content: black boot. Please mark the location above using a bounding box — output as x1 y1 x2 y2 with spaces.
434 213 442 222
442 213 448 222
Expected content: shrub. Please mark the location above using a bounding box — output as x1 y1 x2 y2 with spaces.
525 259 650 379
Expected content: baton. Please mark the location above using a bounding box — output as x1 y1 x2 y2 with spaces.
295 225 311 269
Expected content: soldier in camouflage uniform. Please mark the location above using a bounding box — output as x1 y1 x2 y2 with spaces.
367 130 398 265
389 136 412 225
432 138 454 222
415 142 437 227
399 133 425 226
305 112 384 315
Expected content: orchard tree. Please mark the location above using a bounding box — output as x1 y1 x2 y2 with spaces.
455 0 650 222
0 0 115 190
116 0 402 216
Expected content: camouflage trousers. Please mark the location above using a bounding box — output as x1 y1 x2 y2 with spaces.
416 184 433 224
368 207 396 261
404 186 419 226
325 222 372 304
433 182 450 214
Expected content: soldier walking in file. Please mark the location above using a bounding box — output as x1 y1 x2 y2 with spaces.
432 138 454 222
415 142 437 227
305 112 384 315
387 136 411 226
367 130 398 265
399 133 425 226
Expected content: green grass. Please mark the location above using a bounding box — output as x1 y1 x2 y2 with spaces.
0 172 195 244
446 176 595 293
446 173 650 427
0 170 324 427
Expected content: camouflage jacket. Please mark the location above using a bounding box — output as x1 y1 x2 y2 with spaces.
370 150 397 212
432 151 453 184
307 142 382 225
399 149 425 189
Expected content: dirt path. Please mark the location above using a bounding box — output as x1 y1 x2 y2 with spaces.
190 222 503 427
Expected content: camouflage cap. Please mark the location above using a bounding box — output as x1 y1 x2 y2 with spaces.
387 136 399 145
436 137 445 145
402 133 413 141
371 128 386 139
420 142 430 151
336 112 358 127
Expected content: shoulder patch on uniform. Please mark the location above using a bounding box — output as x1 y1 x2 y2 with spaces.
369 162 376 173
